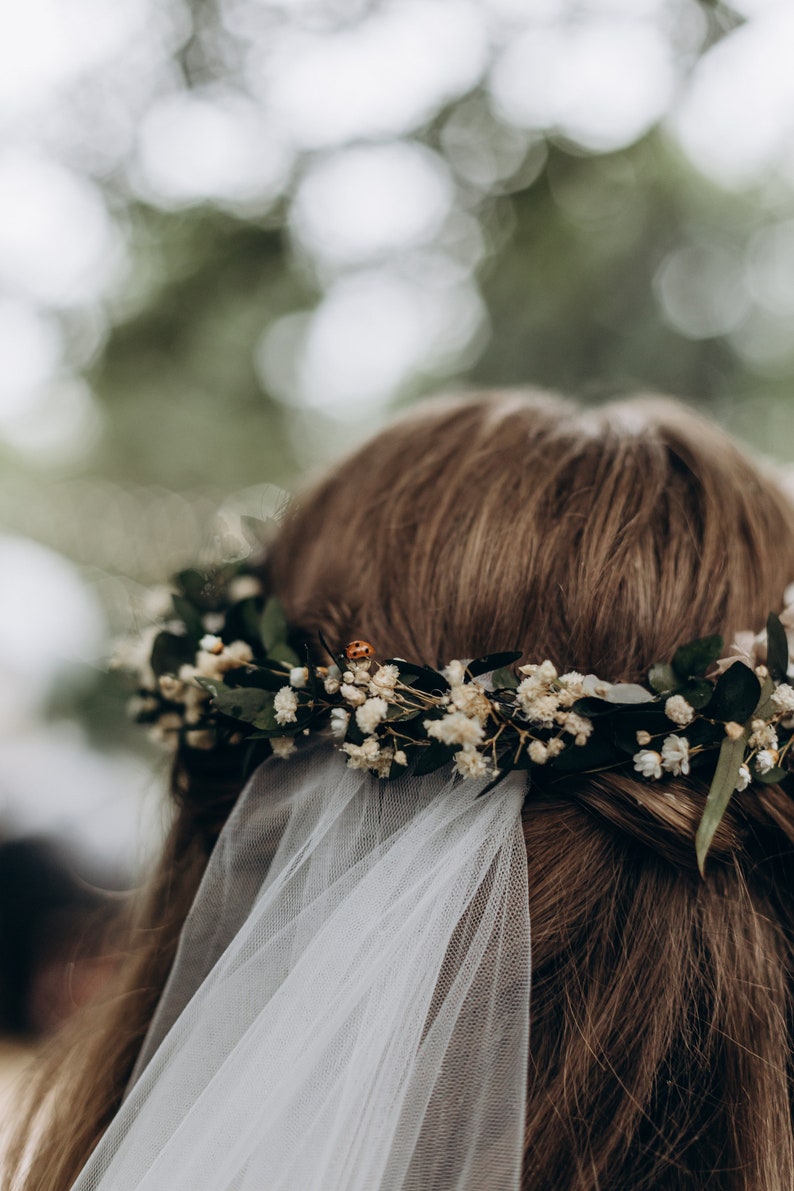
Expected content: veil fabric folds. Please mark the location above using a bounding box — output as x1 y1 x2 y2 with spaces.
71 743 531 1191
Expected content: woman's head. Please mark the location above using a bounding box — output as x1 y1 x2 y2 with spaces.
268 390 794 679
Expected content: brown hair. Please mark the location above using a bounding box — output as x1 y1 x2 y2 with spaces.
7 391 794 1190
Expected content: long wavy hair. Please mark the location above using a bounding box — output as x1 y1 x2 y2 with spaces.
7 391 794 1190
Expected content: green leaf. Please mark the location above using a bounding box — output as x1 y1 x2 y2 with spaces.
492 666 519 690
268 643 301 668
150 631 195 678
211 686 274 724
222 666 290 693
260 597 288 653
680 680 713 711
767 612 789 682
252 702 282 732
708 662 761 725
753 674 777 722
224 597 263 645
549 734 622 771
466 652 522 678
696 735 746 877
753 764 788 785
413 741 455 775
672 635 724 679
172 595 204 642
648 663 678 694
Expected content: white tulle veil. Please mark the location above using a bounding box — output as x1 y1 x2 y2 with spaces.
70 741 531 1191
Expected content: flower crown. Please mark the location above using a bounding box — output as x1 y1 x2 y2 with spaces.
114 562 794 876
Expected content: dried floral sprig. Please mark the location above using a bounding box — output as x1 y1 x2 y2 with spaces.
115 566 794 877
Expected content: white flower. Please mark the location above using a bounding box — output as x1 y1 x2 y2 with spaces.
185 728 215 750
350 660 372 684
538 660 557 682
450 682 492 721
749 719 778 750
443 660 467 687
342 737 380 770
202 612 225 634
559 671 585 694
633 749 663 779
274 686 298 725
158 673 185 701
393 750 408 767
271 736 297 759
582 676 655 704
771 683 794 713
546 737 565 757
330 708 349 738
424 712 484 747
516 685 560 726
724 721 745 741
373 748 394 778
126 693 160 719
561 712 592 740
370 664 400 693
356 696 388 735
340 682 367 707
289 666 308 689
454 747 488 778
324 664 341 694
199 633 224 654
528 740 548 765
756 749 778 775
664 695 695 727
635 730 652 746
221 641 254 669
735 765 751 793
661 734 690 776
228 574 262 602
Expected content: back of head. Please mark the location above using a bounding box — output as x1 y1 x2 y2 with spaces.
268 391 794 1189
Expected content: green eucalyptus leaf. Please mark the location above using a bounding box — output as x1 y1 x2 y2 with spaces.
753 763 788 785
212 686 274 724
753 674 777 721
672 635 724 679
252 702 282 732
569 697 614 718
268 644 301 668
696 735 746 877
260 597 288 653
151 631 195 678
466 652 523 679
708 662 761 725
194 675 223 698
680 681 713 711
648 663 678 694
413 741 456 775
767 613 789 682
172 596 204 642
222 666 290 693
549 734 622 771
492 666 519 690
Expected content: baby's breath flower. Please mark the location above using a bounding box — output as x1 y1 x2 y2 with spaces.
227 574 262 602
330 708 349 738
749 720 778 750
127 693 160 719
516 688 560 727
393 749 408 767
528 740 548 765
756 748 779 775
373 748 394 778
370 664 400 693
271 736 297 759
559 671 585 695
289 666 308 689
454 747 488 778
450 682 492 721
185 729 215 750
634 749 663 780
735 765 751 792
199 634 224 654
561 712 592 740
442 660 467 687
546 737 565 758
159 674 185 701
324 664 341 695
665 695 695 728
636 730 652 747
724 721 745 741
771 683 794 713
343 671 355 683
341 737 380 770
340 682 367 707
661 734 690 776
356 696 388 735
274 686 298 725
425 712 484 748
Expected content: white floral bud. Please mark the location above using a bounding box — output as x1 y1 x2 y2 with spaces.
735 765 751 792
442 660 467 687
158 674 184 701
271 736 297 759
185 729 215 750
771 683 794 713
199 634 224 654
633 749 663 779
749 720 778 750
330 708 349 738
228 575 262 602
661 734 690 776
355 696 389 735
454 747 488 778
340 683 366 707
393 750 408 767
424 712 484 747
665 695 695 727
635 730 652 746
756 749 779 775
274 686 298 725
289 666 308 689
528 740 549 765
724 721 744 741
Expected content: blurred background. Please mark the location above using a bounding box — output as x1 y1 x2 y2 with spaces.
2 0 794 1058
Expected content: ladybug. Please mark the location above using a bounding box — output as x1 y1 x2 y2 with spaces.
345 640 376 660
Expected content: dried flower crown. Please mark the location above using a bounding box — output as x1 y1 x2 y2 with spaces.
115 562 794 876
